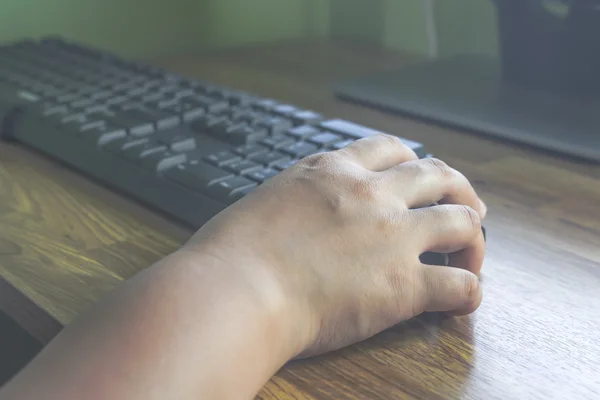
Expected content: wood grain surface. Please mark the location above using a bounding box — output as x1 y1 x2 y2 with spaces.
1 39 600 399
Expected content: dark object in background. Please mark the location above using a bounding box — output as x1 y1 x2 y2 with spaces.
0 311 41 385
496 0 600 96
334 0 600 162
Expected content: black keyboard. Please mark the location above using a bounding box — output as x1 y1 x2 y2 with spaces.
0 38 479 264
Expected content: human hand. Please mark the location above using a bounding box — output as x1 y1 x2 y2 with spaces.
184 134 487 360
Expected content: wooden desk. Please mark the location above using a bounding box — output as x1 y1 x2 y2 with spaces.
1 40 600 399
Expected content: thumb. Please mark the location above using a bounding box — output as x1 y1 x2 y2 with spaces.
417 265 482 316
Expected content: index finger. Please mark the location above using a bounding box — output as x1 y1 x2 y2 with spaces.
336 134 419 172
387 157 487 219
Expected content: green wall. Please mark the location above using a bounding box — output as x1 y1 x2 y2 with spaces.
203 0 330 48
328 0 498 58
0 0 209 57
0 0 499 59
383 0 430 55
435 0 498 57
0 0 330 58
327 0 430 55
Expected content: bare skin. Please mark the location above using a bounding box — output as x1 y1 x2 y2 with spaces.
0 134 487 400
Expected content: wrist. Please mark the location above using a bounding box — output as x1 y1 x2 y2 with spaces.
175 243 310 366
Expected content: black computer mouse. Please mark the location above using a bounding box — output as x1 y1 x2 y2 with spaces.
420 226 487 266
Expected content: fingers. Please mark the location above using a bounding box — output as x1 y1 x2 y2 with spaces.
416 265 482 315
386 157 486 219
337 134 418 172
409 204 485 276
448 228 486 277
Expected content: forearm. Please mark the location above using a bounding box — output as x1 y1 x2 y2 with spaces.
0 249 297 400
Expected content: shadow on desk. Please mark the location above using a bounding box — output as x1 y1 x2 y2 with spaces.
0 312 41 386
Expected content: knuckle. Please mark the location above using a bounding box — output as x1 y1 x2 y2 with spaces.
459 270 479 300
348 176 381 202
454 205 481 229
379 134 415 157
423 157 452 178
300 151 340 170
374 209 400 237
379 133 404 148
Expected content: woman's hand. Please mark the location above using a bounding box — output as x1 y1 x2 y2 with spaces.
0 134 488 400
186 133 487 360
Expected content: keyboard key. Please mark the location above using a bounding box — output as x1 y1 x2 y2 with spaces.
292 110 323 125
78 120 106 132
141 92 164 103
227 92 255 107
308 132 342 146
15 90 41 103
173 88 196 99
111 107 156 135
60 113 87 125
224 159 262 175
320 119 426 157
139 149 187 172
205 151 241 167
112 81 139 93
105 95 129 106
164 160 234 190
152 98 178 109
331 139 354 149
281 141 318 158
260 136 294 149
272 104 298 116
253 99 278 111
129 122 154 136
287 125 320 139
103 137 149 153
209 120 243 140
208 176 257 203
205 86 227 99
272 159 298 171
85 109 116 121
230 185 256 202
184 95 228 114
249 151 290 167
227 125 267 145
162 100 207 122
111 109 166 134
85 104 112 114
182 107 205 122
233 144 268 157
79 125 126 146
245 167 278 183
255 116 293 136
190 114 226 135
126 86 148 97
319 119 378 139
41 105 69 117
121 141 167 161
230 108 261 123
89 90 113 101
70 98 95 109
155 127 197 152
156 114 181 130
